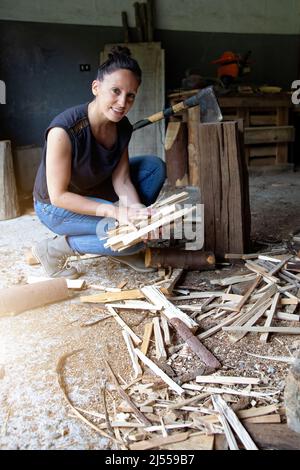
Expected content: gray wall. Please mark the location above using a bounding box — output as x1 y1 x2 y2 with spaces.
0 20 299 147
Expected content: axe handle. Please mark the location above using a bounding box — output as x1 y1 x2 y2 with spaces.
133 97 198 131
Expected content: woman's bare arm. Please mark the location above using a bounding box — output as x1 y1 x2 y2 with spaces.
46 127 117 218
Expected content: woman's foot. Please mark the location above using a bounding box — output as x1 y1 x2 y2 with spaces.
32 236 80 279
109 252 157 273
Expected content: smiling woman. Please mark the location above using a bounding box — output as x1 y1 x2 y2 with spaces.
32 46 166 279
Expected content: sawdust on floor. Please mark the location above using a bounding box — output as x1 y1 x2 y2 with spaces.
0 169 299 449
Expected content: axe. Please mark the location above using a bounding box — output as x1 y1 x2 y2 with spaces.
133 85 222 131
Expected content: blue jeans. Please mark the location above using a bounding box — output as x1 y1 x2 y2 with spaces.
34 156 166 255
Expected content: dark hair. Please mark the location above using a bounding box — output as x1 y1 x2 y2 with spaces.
97 46 142 84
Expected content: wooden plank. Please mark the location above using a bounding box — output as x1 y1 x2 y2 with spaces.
249 157 276 167
187 106 201 186
233 275 262 312
210 273 257 286
134 348 185 395
105 360 151 426
229 297 273 342
237 404 278 419
242 415 281 424
196 375 260 386
197 310 242 340
140 322 154 356
223 326 300 334
244 125 294 145
106 305 142 345
250 115 276 126
183 384 279 400
249 145 277 158
153 317 167 360
218 95 292 108
122 330 143 378
142 285 198 331
0 140 20 220
212 395 239 450
160 315 171 346
80 289 144 303
198 123 216 255
165 121 188 186
108 301 159 311
212 395 258 450
245 260 279 283
260 292 280 343
160 268 184 295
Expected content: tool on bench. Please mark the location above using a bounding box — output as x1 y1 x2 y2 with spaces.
133 85 222 131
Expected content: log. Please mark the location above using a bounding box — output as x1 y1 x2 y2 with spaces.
145 247 215 270
0 279 69 316
0 140 20 220
169 317 221 369
165 121 188 186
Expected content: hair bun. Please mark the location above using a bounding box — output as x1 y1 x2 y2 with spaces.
108 45 132 60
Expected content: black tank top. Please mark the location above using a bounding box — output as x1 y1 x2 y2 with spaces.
33 102 133 203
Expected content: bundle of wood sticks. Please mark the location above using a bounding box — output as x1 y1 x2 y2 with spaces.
104 192 196 252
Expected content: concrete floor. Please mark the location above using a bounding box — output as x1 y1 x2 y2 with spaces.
0 169 299 449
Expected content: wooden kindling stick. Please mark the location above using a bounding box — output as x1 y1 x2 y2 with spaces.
168 317 221 369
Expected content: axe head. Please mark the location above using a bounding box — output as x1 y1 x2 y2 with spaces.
185 86 223 123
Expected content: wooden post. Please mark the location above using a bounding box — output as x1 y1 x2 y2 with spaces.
134 2 144 42
121 12 130 43
187 106 201 186
165 121 188 186
0 140 20 220
146 0 154 42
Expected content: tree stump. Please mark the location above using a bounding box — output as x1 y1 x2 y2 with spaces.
0 140 20 220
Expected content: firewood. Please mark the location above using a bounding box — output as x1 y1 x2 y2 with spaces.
105 360 151 426
196 375 260 386
140 323 153 356
134 349 184 395
153 317 167 360
260 292 280 343
106 305 142 345
212 395 258 450
81 289 144 304
142 285 198 331
122 330 143 378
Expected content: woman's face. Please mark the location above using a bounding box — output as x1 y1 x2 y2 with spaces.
92 69 139 122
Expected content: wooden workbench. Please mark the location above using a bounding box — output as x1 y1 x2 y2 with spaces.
168 90 294 167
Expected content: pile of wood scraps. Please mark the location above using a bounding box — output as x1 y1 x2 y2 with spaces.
76 249 300 449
